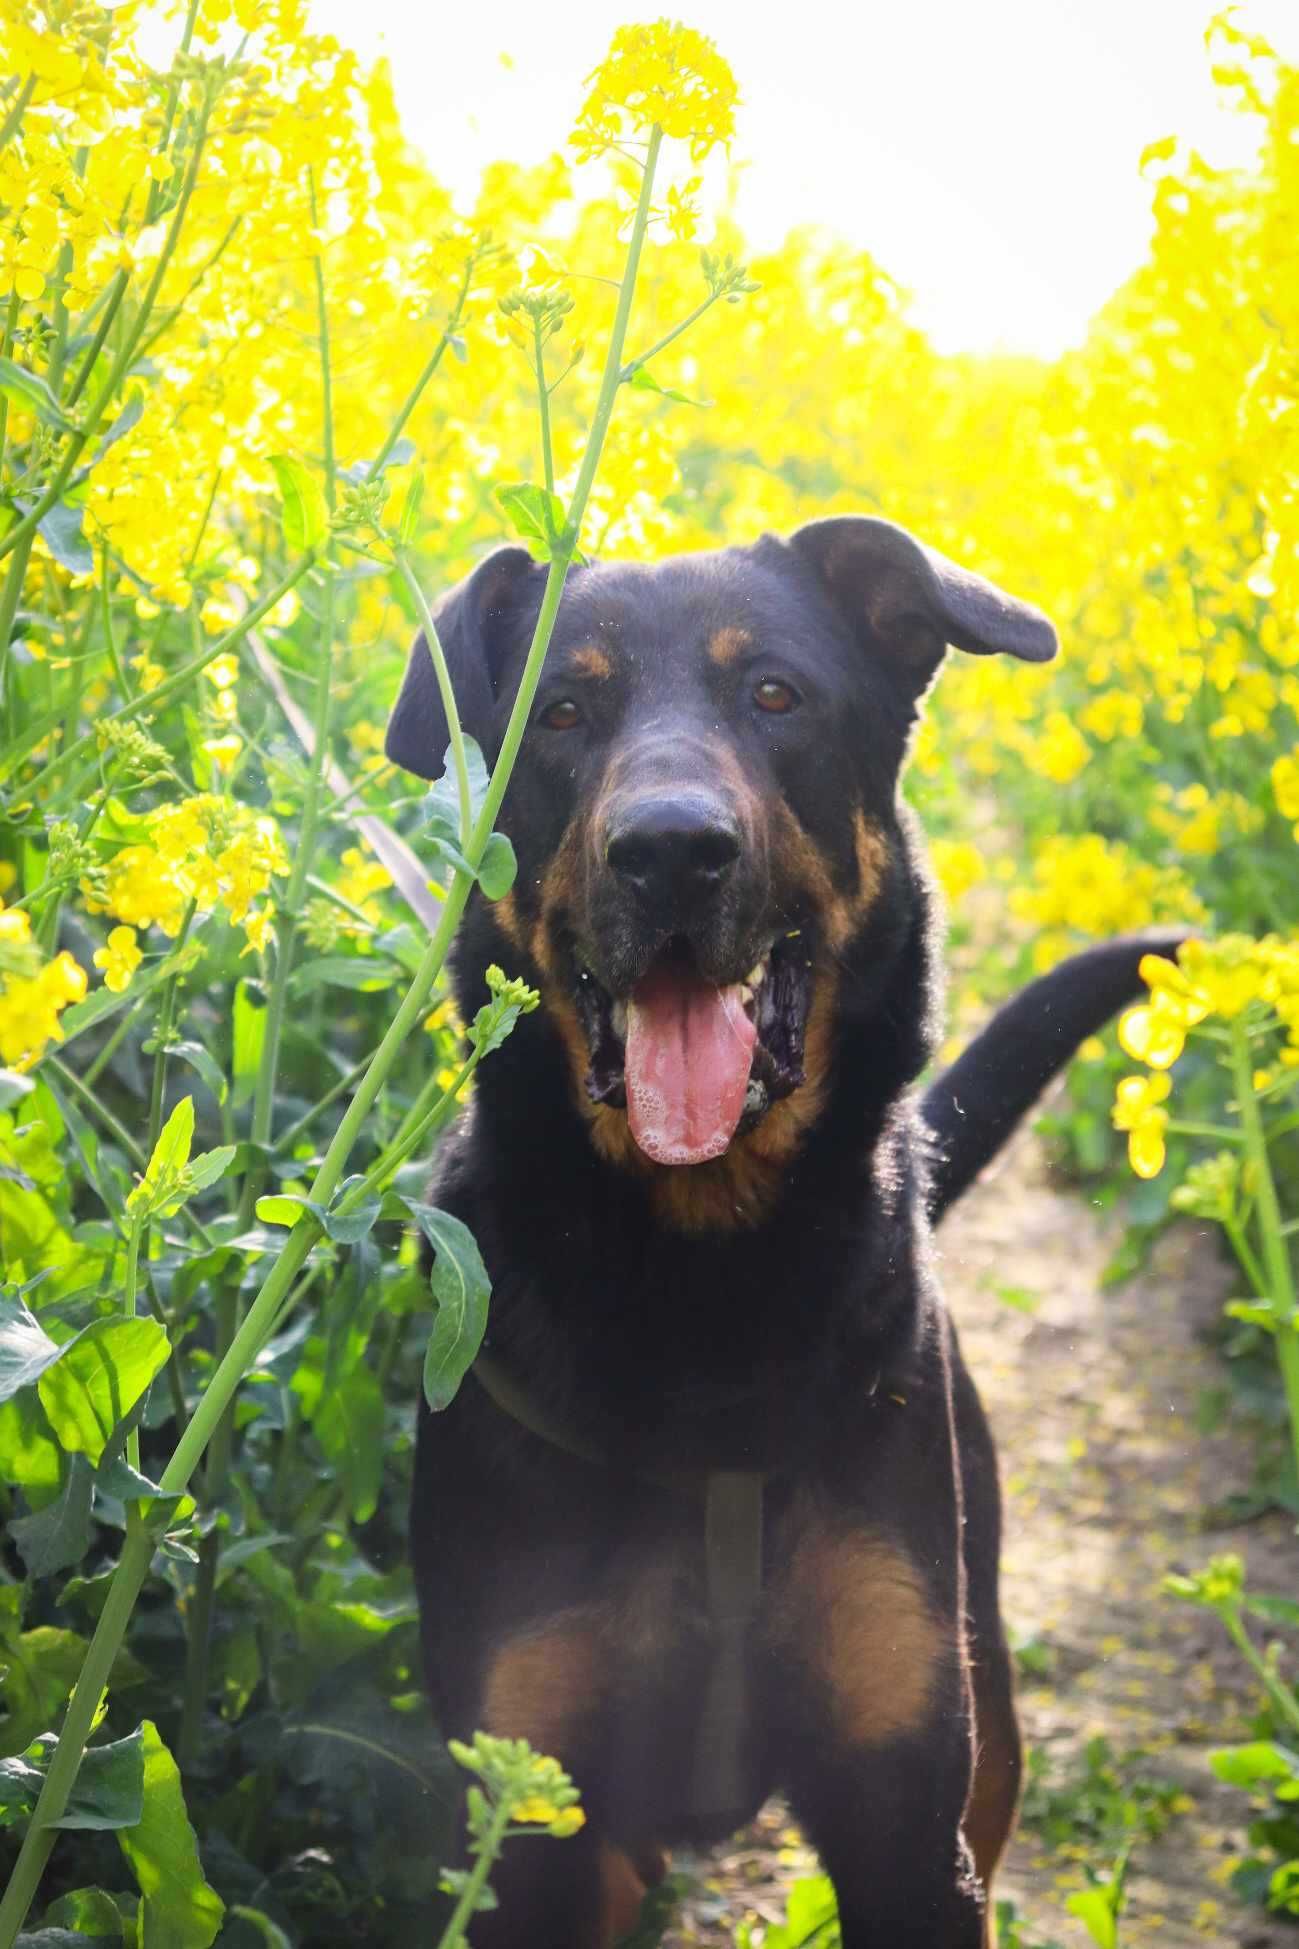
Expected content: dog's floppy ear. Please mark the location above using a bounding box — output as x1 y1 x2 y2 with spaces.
385 545 539 780
790 516 1057 693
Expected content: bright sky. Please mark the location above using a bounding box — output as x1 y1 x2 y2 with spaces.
309 0 1299 359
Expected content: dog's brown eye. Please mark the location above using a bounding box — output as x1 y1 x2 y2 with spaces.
753 679 799 715
541 699 582 731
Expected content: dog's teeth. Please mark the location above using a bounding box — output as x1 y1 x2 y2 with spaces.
611 1000 628 1040
744 958 768 988
739 982 755 1007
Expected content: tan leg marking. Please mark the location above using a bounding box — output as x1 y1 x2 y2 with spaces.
482 1615 605 1762
771 1524 947 1745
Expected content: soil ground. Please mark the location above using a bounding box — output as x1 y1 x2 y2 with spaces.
661 1124 1297 1948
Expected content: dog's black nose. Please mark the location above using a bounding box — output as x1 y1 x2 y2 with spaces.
606 794 742 909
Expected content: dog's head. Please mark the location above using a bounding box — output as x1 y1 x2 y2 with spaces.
386 518 1054 1207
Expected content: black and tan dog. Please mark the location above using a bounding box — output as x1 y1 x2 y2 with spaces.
385 517 1165 1948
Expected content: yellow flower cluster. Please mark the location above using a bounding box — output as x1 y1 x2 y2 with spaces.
82 797 288 951
1009 836 1204 971
572 21 738 161
0 901 87 1070
1113 938 1299 1175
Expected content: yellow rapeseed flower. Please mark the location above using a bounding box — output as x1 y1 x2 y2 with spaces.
1112 1071 1172 1179
93 925 143 994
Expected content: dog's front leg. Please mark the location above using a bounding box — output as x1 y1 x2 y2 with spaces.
763 1472 984 1943
779 1709 985 1949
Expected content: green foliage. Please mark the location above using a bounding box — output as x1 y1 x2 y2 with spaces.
1018 1736 1183 1859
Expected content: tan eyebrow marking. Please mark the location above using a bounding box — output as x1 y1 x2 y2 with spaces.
570 644 612 680
707 625 753 667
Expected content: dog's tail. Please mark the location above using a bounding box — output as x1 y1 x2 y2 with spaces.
921 930 1186 1225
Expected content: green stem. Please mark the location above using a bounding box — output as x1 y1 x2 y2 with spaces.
468 124 663 865
0 1513 155 1945
1165 1120 1245 1144
1223 1216 1268 1301
272 1052 371 1155
146 902 197 1148
65 267 129 409
145 0 202 224
0 74 34 154
1221 1603 1299 1739
535 316 554 498
396 551 471 843
365 253 475 480
348 1052 479 1206
307 167 335 510
123 1226 144 1473
435 1798 513 1949
246 211 339 1167
0 285 20 473
1229 1018 1299 1491
621 283 724 379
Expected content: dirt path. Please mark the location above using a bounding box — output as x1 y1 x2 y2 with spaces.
662 1126 1297 1948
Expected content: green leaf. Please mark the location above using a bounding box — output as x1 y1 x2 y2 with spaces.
1064 1888 1118 1949
303 1365 384 1521
0 1069 34 1111
477 831 517 901
396 468 424 545
403 1202 491 1411
0 1626 90 1758
129 1097 193 1217
0 1393 62 1503
628 364 710 407
169 1041 228 1107
269 453 329 554
50 1727 145 1831
95 387 144 456
420 738 490 849
116 1721 224 1948
43 1884 126 1938
95 1455 193 1525
494 481 566 560
37 1318 170 1466
36 501 94 577
1210 1740 1299 1786
254 1193 326 1231
0 1297 64 1403
287 957 400 994
0 356 75 431
13 1930 112 1946
225 1911 290 1949
184 1146 236 1198
12 1453 94 1577
1243 1592 1299 1629
232 979 267 1109
322 1178 382 1245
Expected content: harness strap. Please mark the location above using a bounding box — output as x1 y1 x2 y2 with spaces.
470 1353 768 1823
695 1469 765 1821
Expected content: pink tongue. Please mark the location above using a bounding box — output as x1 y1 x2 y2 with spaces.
624 964 757 1166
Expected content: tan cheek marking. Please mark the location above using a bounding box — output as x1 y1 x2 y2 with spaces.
771 1527 946 1746
572 644 613 681
707 625 752 667
771 802 889 952
482 1616 605 1762
491 889 525 950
